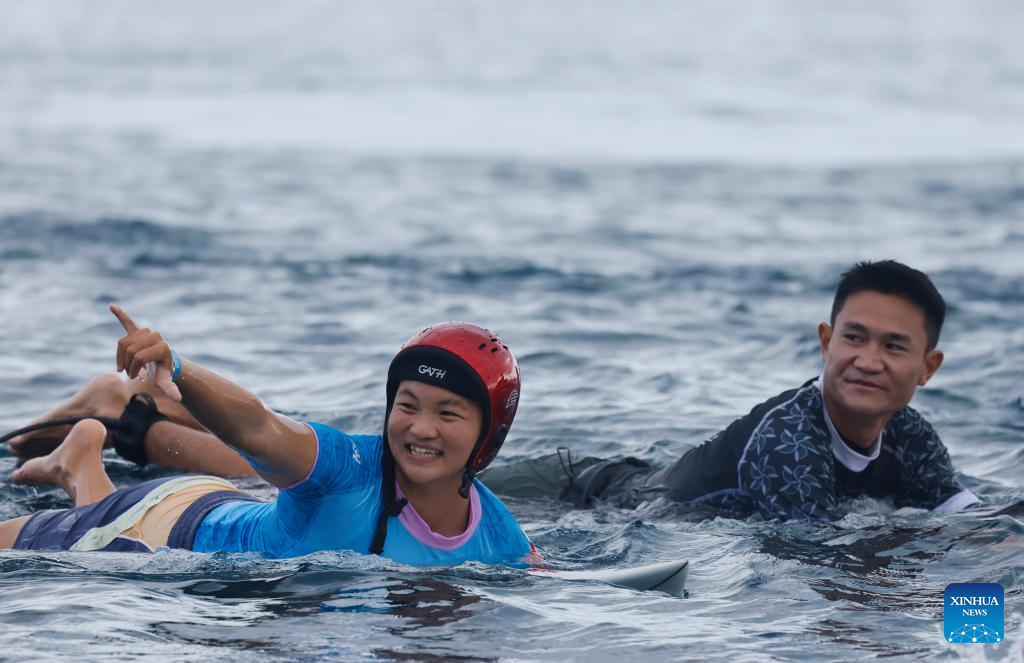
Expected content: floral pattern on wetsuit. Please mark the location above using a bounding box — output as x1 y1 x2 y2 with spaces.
720 382 966 521
889 408 963 510
736 385 840 521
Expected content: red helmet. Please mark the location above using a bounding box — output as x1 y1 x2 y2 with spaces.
385 322 520 475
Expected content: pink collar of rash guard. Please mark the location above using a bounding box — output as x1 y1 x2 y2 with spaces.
394 482 481 550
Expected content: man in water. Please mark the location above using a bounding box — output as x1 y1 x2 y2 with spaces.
492 260 979 520
0 306 532 565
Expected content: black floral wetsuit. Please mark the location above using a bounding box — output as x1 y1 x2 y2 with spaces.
580 377 979 520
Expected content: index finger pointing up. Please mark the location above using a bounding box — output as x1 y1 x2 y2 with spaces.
109 303 140 333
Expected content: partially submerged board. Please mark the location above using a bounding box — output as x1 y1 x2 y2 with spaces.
531 559 689 597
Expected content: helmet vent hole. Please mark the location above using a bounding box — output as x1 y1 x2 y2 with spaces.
478 343 486 350
490 347 498 353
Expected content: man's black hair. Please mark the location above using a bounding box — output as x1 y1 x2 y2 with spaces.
830 260 946 351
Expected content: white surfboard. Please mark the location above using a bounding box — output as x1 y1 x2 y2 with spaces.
530 559 689 597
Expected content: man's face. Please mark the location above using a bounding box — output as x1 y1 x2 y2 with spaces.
818 290 944 422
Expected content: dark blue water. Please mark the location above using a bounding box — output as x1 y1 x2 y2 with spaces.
1 2 1023 660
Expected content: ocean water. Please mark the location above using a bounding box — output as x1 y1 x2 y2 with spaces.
1 1 1023 660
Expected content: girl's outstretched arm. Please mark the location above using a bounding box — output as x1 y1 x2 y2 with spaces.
110 304 316 488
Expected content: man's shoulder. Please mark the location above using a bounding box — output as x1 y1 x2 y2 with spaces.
755 378 820 412
884 405 938 442
728 379 839 521
733 378 826 435
715 378 829 465
883 405 949 465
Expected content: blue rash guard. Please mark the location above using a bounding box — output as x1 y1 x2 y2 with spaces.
191 423 532 566
583 377 980 520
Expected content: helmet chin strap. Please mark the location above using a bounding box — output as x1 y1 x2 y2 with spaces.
458 428 489 499
459 467 475 499
369 440 408 555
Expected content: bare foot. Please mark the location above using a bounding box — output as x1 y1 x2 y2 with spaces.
12 419 115 506
7 374 129 459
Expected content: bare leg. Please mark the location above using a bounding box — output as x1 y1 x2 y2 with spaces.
1 418 256 549
144 420 256 477
6 374 128 458
6 373 255 477
11 419 115 507
0 516 31 549
7 373 209 459
2 420 116 549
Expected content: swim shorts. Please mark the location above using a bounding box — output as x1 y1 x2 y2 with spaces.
12 476 259 552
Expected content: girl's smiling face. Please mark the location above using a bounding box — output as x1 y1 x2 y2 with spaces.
387 380 483 492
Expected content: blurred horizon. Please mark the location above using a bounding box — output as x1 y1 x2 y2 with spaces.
3 0 1024 165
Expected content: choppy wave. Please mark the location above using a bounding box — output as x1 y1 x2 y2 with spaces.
2 1 1023 661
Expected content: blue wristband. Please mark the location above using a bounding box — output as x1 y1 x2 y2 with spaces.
170 349 182 382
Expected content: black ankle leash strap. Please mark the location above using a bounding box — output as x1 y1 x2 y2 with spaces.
110 394 166 466
0 416 124 444
0 394 166 468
